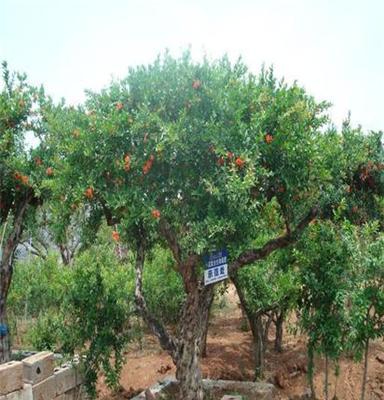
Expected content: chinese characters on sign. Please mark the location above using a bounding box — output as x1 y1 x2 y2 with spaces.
203 249 228 285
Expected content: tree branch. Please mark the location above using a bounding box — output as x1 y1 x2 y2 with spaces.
1 192 33 269
230 206 318 273
159 219 182 265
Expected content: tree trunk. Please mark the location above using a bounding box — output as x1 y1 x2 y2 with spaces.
308 345 316 400
252 315 265 380
0 194 32 362
134 234 214 400
0 234 21 364
360 339 369 400
274 310 284 352
324 354 329 400
176 279 214 400
200 290 214 358
231 275 266 380
0 289 11 363
263 313 273 343
0 255 14 363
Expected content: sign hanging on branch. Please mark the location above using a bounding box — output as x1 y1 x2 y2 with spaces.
203 249 228 285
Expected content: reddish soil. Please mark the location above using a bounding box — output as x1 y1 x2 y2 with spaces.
98 286 384 400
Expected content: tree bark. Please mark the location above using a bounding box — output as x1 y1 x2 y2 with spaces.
252 315 265 380
308 345 316 400
274 310 284 353
175 263 214 400
263 313 273 343
324 354 329 400
134 235 216 400
360 339 369 400
0 194 31 363
231 274 266 380
0 291 11 363
200 290 214 358
229 207 318 274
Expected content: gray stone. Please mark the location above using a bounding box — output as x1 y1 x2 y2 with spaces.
132 378 274 400
31 376 56 400
5 391 22 400
54 366 76 395
203 379 275 400
0 361 23 395
22 352 54 385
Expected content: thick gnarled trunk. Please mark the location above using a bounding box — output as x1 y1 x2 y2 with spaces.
133 235 214 399
176 276 214 400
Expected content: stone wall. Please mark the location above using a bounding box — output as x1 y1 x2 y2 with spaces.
0 351 87 400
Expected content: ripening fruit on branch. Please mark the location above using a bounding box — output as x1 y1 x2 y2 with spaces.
192 80 201 90
46 167 54 176
14 172 29 186
277 185 285 193
84 187 94 199
20 175 29 185
112 230 120 242
265 133 273 144
124 154 131 172
143 155 155 175
34 157 43 166
151 209 161 219
116 102 123 111
235 157 245 168
217 156 225 166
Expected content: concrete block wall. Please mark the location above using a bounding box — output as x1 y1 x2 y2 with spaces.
0 352 87 400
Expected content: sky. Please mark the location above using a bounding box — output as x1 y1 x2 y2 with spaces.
1 0 383 132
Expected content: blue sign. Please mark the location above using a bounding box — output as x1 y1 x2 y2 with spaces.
203 249 228 285
0 323 8 338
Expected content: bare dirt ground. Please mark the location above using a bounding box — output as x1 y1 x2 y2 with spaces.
98 285 384 400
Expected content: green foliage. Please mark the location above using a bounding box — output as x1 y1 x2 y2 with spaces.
296 221 355 361
347 226 384 359
27 310 66 351
236 249 299 315
16 246 135 397
59 246 135 397
143 247 185 324
8 253 70 318
10 241 187 396
43 51 340 258
0 61 47 228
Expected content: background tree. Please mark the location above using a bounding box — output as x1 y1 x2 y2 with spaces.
232 248 299 379
0 62 47 362
295 220 356 400
347 224 384 400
